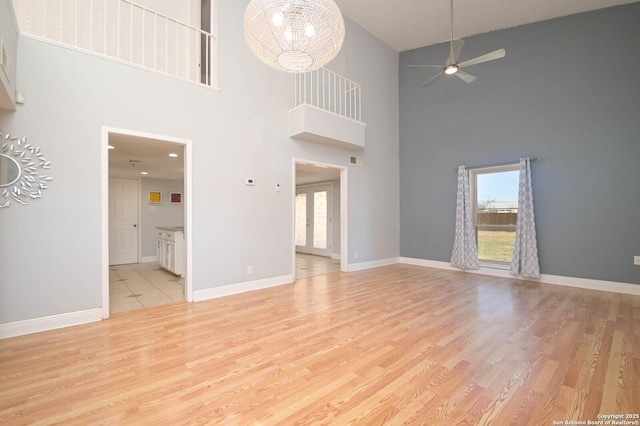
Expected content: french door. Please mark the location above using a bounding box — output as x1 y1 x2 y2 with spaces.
295 183 332 257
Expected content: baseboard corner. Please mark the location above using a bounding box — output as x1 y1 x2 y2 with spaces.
0 308 103 339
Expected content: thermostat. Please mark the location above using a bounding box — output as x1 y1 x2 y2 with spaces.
245 178 255 186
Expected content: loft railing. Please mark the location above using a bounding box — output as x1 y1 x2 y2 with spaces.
294 68 362 122
12 0 215 86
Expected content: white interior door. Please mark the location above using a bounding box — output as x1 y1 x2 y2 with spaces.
109 177 139 265
295 184 332 257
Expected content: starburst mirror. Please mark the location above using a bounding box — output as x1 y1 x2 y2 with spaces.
0 131 53 208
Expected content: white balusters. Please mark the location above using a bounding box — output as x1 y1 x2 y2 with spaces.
14 0 216 86
295 68 361 122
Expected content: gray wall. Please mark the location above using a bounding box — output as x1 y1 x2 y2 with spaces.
0 1 399 324
399 3 640 284
139 178 185 258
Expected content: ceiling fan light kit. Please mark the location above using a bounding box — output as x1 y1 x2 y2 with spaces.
407 0 506 87
244 0 346 73
444 65 459 74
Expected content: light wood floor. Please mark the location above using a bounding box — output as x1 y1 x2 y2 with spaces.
1 265 638 425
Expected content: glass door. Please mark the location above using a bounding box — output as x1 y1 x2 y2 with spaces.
295 184 332 257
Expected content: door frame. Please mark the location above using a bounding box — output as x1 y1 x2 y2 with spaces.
293 158 348 279
101 126 193 319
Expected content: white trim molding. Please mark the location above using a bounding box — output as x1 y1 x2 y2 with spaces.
347 257 400 272
0 309 103 339
399 257 640 296
292 158 348 275
101 126 194 317
193 274 294 302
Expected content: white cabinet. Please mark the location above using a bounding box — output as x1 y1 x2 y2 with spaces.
156 227 185 277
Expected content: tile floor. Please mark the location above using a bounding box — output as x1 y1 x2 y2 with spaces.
109 263 185 314
109 254 339 314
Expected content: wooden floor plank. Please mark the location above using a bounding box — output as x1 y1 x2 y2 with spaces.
1 264 638 424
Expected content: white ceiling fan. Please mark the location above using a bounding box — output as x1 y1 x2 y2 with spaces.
407 0 506 87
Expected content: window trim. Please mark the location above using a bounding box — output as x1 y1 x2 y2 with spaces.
470 163 519 268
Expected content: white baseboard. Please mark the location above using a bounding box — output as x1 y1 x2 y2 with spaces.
193 274 294 302
6 259 633 340
0 308 103 339
140 256 157 263
331 252 341 260
347 257 400 272
399 257 640 296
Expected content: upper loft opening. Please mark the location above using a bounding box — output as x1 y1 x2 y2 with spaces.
11 0 217 88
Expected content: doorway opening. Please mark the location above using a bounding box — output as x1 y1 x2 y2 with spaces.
294 159 347 279
102 127 193 319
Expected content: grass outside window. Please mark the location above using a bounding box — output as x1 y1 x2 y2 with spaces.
477 230 516 263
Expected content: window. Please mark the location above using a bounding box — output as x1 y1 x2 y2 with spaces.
471 165 519 264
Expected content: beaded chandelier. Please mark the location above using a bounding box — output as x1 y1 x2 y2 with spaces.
244 0 345 73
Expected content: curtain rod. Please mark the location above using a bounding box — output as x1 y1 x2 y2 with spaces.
455 157 541 172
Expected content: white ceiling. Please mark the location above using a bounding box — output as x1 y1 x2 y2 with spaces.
108 134 185 180
334 0 639 52
296 162 341 185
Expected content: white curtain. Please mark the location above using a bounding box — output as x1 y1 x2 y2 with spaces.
510 158 540 278
451 166 479 270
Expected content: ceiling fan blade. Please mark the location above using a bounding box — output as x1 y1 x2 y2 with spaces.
458 48 506 68
420 71 444 88
449 39 464 64
406 64 445 69
455 70 477 83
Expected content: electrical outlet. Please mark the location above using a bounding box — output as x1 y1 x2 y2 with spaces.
634 256 640 266
354 251 359 259
247 265 253 274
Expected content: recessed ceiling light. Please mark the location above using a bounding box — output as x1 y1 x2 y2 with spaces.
168 153 179 158
140 171 149 175
108 145 115 149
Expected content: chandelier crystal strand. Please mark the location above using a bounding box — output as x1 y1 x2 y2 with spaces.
244 0 345 73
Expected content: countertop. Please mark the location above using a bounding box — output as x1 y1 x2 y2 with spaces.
156 226 185 232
